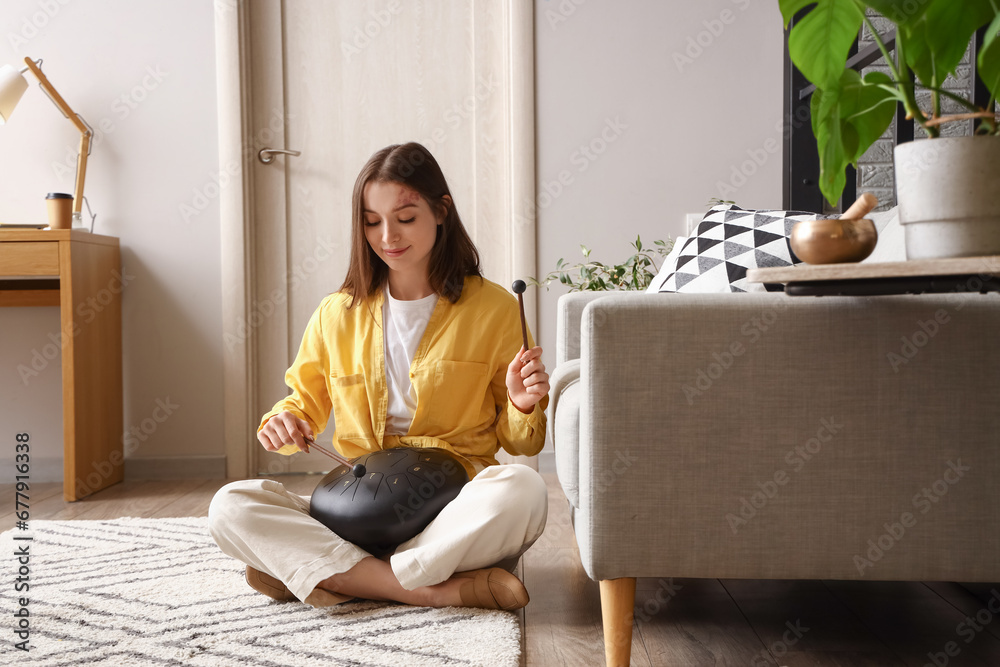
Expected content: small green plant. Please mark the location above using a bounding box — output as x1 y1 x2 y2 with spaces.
529 236 674 292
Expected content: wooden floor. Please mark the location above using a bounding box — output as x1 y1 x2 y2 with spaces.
4 468 1000 667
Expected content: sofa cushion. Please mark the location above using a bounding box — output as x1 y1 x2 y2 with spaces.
647 204 819 293
548 359 582 509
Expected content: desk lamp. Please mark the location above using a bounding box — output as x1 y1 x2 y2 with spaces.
0 57 94 230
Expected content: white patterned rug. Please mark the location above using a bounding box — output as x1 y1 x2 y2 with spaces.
0 518 520 666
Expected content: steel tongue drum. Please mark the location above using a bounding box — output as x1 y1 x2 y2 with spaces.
308 443 469 557
310 281 530 556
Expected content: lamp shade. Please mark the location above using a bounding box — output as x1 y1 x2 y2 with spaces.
0 64 28 124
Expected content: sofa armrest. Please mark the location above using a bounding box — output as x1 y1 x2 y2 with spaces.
573 291 1000 582
547 358 581 434
556 291 646 365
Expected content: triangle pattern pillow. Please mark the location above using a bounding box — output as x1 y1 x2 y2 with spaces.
649 204 821 293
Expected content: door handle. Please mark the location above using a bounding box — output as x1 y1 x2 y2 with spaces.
258 148 302 164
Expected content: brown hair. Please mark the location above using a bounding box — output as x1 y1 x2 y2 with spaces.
340 142 482 308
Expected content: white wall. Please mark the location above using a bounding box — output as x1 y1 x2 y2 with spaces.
0 0 223 480
534 0 787 379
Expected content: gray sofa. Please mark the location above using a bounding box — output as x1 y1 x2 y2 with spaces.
547 211 1000 665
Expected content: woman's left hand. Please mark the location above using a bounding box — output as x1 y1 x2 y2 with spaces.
506 346 550 414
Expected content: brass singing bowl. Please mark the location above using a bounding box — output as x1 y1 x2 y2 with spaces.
789 218 878 264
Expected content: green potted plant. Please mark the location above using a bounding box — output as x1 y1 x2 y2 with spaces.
781 0 1000 259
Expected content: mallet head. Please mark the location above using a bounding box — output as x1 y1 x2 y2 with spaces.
512 280 526 294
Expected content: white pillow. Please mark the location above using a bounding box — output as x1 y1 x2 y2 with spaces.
646 236 687 293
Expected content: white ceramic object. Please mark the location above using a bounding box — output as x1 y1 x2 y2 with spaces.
894 136 1000 259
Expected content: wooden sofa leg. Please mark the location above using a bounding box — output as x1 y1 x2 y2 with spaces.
600 577 636 667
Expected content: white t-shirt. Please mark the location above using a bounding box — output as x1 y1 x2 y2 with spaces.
382 288 438 435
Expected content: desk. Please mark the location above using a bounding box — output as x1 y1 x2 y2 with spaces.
748 255 1000 296
0 230 123 501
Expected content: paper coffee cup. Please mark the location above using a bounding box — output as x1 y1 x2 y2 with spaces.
46 193 73 230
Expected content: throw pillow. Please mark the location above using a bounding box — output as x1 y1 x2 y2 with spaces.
645 235 687 293
650 204 822 293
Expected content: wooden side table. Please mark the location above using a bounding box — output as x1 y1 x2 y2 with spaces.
0 229 123 501
748 256 1000 296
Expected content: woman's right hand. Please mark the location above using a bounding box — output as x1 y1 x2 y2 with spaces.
258 411 314 453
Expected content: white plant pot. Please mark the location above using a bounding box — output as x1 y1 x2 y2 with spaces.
894 136 1000 259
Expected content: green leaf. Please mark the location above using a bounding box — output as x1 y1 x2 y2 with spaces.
979 11 1000 103
902 0 995 90
812 87 847 206
779 0 819 27
811 69 898 206
841 71 898 158
864 0 931 26
785 0 865 90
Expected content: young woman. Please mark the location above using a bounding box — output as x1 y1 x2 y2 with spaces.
209 143 550 611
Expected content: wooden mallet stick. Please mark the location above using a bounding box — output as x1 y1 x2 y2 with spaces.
305 437 366 477
842 192 878 219
511 280 529 356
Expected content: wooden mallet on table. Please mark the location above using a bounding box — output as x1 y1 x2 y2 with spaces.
511 280 529 358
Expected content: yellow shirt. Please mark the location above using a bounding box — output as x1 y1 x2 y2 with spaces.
259 276 547 477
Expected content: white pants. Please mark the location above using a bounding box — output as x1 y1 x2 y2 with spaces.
208 463 547 607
